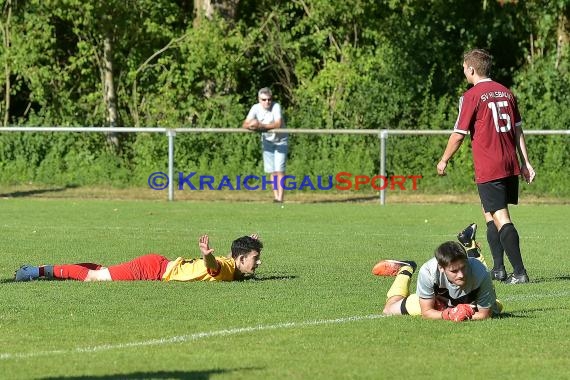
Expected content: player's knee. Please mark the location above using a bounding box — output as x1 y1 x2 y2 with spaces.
383 299 403 315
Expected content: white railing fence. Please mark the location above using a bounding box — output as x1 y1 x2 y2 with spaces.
0 127 568 204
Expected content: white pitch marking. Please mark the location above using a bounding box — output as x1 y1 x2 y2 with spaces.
3 290 569 361
0 314 387 361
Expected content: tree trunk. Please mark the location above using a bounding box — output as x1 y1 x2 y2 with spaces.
193 0 239 27
556 7 569 70
103 34 119 151
1 0 12 127
193 0 240 98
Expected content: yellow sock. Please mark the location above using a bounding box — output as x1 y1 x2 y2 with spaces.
386 266 413 300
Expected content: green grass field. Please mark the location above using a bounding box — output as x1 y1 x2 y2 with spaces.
1 199 569 379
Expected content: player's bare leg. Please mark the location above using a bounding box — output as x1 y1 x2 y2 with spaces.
373 260 417 315
273 172 285 202
84 268 112 281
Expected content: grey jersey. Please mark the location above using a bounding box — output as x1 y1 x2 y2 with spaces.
416 257 499 313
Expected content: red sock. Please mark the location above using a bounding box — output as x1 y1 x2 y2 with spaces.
52 264 92 281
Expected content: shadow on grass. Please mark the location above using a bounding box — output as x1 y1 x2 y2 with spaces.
495 312 521 319
0 185 78 198
496 306 570 319
252 274 298 281
1 275 298 284
512 275 570 284
39 367 262 380
304 195 379 203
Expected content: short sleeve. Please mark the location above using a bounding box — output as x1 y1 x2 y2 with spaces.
271 103 282 121
246 105 258 121
416 262 436 299
453 95 474 135
474 270 496 309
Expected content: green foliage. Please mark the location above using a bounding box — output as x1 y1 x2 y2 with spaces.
511 52 570 197
0 131 132 186
288 134 376 178
514 57 570 130
130 16 250 128
523 135 570 196
129 133 169 184
0 1 569 196
175 133 262 179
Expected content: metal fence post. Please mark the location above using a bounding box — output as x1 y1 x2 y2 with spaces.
379 130 388 205
167 129 176 202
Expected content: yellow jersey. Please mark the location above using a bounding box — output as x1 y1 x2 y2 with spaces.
162 256 236 282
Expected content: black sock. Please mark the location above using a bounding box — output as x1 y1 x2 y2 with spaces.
486 221 504 271
39 265 54 278
499 223 526 275
466 248 480 258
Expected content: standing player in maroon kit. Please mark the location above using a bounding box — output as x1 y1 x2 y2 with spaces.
437 49 536 284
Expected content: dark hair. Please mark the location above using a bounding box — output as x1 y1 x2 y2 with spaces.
463 48 493 77
434 241 467 268
231 236 263 258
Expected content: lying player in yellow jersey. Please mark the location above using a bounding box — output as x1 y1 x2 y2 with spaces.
14 234 262 282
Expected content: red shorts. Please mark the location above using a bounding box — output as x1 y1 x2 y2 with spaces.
107 254 170 281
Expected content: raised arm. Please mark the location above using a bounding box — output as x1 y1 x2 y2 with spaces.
199 234 218 270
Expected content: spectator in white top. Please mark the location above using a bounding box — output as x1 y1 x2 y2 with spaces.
243 87 288 203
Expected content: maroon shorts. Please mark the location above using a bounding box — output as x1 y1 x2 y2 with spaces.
107 254 170 281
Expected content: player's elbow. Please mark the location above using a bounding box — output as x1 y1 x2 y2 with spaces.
452 133 465 144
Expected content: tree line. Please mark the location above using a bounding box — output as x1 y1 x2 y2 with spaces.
0 0 569 196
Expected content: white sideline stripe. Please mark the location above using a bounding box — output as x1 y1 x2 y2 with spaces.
0 313 387 361
3 290 569 361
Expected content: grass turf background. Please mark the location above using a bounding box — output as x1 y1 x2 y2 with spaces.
1 199 569 379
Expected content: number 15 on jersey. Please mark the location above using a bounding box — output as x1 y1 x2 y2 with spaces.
488 101 511 133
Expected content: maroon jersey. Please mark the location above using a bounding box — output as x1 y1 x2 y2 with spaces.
453 78 521 183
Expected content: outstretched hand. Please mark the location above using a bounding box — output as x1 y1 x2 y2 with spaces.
199 234 215 257
250 233 260 241
442 304 474 322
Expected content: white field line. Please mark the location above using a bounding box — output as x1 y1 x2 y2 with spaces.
0 314 387 361
2 290 568 361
